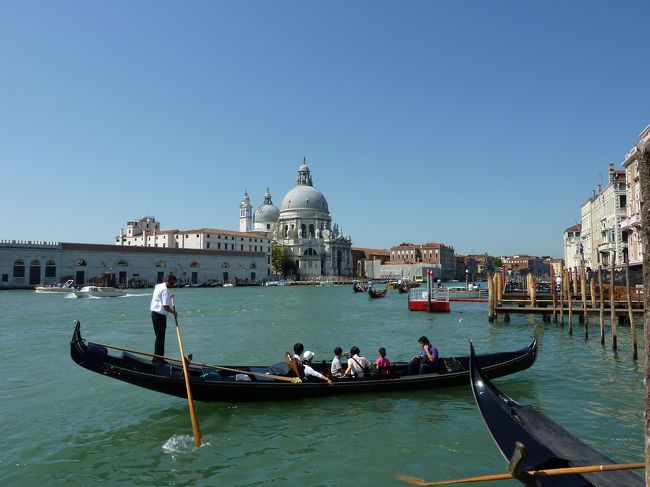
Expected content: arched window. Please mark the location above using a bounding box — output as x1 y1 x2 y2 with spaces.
13 259 25 278
304 248 317 256
30 259 40 266
190 261 200 268
74 259 87 266
45 260 56 278
155 260 166 268
250 263 257 269
221 263 230 268
117 260 129 267
300 224 307 237
309 224 315 237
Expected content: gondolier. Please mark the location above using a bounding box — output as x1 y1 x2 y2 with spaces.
150 274 177 362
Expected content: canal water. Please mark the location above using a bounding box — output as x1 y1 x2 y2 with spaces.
0 286 644 486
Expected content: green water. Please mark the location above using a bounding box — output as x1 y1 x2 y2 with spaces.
0 286 644 486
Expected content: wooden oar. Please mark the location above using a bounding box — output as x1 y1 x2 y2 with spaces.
170 295 203 448
397 462 644 486
91 342 302 383
285 352 303 382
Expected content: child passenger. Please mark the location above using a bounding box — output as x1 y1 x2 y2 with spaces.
376 347 391 375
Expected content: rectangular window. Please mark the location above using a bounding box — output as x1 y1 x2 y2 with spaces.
2 274 7 282
207 243 210 249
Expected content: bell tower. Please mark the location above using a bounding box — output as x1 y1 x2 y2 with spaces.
239 190 252 232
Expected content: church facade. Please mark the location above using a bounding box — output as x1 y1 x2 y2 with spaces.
242 162 353 278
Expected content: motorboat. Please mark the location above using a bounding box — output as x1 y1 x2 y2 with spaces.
35 279 75 293
73 286 126 298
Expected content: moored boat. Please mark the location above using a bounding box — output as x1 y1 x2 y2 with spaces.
70 321 538 402
469 342 643 486
35 279 75 293
73 286 126 298
408 288 450 312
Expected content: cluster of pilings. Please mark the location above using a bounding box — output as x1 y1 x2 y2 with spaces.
487 264 643 359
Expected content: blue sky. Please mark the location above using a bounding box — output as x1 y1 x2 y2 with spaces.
1 1 648 258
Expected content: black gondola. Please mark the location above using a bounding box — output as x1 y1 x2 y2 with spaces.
469 342 643 487
71 321 537 403
352 282 366 293
368 286 387 298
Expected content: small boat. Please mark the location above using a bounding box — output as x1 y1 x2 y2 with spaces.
73 286 126 298
70 322 538 402
352 282 366 293
469 342 643 486
35 279 75 293
408 288 450 312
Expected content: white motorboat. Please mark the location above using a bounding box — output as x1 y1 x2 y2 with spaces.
35 279 76 293
73 286 126 298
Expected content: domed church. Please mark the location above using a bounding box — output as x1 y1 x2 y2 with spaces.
240 161 353 277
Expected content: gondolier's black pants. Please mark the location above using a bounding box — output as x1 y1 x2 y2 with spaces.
151 311 167 359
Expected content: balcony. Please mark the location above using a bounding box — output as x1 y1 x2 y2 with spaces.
620 212 642 230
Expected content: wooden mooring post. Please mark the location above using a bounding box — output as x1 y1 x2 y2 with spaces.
598 265 605 346
610 260 617 351
560 268 566 326
581 267 588 339
625 263 637 360
567 269 573 335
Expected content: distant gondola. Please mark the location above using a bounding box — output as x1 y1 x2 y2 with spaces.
469 342 643 487
367 285 387 298
352 282 366 293
70 321 538 403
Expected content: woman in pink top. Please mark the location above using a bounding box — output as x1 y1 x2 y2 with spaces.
375 347 391 375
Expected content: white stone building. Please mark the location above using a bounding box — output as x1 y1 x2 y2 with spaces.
563 224 582 269
0 240 269 288
580 164 627 269
620 124 650 270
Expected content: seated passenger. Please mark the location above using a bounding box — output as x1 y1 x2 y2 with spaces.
343 346 372 378
293 343 332 384
375 347 391 375
407 336 442 375
331 346 346 377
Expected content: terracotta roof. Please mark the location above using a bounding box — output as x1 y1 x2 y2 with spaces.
564 223 581 232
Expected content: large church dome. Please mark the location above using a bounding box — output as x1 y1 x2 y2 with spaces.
280 163 329 212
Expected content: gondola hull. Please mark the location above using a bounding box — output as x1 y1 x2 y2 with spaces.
469 342 643 487
71 321 537 403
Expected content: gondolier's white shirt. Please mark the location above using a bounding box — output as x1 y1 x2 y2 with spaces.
150 282 171 314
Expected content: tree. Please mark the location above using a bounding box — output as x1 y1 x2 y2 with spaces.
491 256 503 268
271 242 295 277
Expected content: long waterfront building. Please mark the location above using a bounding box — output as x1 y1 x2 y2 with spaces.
0 239 268 289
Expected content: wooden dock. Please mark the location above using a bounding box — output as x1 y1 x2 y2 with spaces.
486 265 644 359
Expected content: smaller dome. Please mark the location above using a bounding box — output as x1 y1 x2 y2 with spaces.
254 204 280 224
253 188 280 228
299 163 310 172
